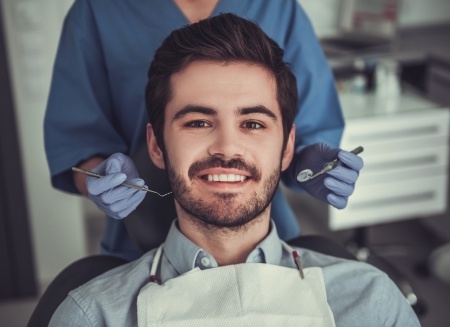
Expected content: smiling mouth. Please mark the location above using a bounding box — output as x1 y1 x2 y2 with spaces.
201 174 250 182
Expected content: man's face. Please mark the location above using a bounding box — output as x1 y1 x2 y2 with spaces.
148 61 294 229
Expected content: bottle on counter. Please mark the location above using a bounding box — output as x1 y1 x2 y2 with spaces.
375 59 401 112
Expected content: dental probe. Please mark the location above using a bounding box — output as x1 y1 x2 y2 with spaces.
71 167 173 197
297 146 364 182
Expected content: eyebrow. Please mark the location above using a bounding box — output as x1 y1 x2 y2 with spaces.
172 104 278 122
238 106 277 121
172 105 217 122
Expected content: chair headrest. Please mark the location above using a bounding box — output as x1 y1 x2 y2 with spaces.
125 144 175 252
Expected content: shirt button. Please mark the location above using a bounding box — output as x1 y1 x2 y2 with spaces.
201 257 211 267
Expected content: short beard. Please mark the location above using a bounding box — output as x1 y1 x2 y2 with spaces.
166 156 280 232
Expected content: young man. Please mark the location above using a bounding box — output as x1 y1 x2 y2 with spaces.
49 14 419 326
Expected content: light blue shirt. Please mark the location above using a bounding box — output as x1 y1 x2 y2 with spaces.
49 221 420 327
44 0 345 259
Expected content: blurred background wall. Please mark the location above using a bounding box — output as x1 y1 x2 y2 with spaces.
1 0 85 290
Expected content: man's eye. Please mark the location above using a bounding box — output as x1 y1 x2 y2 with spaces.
185 120 210 128
243 121 263 129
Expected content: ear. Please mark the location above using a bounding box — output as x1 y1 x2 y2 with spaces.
281 124 295 171
147 123 166 169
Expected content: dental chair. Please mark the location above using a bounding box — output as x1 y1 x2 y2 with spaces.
27 147 356 327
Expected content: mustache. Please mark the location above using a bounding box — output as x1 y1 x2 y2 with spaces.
188 157 261 181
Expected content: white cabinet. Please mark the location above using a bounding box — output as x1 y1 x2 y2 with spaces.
329 92 450 230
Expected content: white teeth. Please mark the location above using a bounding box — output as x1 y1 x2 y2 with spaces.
206 174 247 182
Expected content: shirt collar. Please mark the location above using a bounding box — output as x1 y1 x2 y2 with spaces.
163 220 283 276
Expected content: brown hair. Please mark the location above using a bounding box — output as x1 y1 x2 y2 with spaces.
145 13 298 151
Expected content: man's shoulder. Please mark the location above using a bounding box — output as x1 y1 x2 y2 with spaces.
294 247 420 326
295 246 390 288
68 249 158 310
49 250 158 326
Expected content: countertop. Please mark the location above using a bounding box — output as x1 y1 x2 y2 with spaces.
322 22 450 71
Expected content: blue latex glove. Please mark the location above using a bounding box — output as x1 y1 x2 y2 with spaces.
296 143 364 209
86 153 146 219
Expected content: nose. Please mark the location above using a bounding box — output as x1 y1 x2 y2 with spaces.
207 124 245 159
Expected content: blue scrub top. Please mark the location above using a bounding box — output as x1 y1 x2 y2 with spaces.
44 0 344 260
